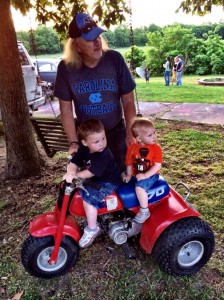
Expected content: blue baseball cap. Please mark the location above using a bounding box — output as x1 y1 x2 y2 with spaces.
68 13 106 41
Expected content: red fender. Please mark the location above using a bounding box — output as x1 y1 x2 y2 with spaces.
29 211 82 242
139 186 200 253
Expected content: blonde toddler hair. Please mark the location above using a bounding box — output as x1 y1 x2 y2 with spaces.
131 117 155 138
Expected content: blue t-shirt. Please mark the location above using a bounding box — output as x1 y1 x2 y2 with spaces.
54 50 136 130
177 60 183 72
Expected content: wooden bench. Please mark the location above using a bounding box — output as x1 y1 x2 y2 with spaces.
30 117 69 157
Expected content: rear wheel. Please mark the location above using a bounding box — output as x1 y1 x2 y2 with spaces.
152 217 215 276
21 235 79 278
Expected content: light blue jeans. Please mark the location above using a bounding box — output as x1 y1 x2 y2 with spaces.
164 71 171 86
135 174 159 194
177 71 183 86
81 181 119 208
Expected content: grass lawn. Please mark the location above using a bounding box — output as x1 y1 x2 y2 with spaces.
135 76 224 104
0 121 223 300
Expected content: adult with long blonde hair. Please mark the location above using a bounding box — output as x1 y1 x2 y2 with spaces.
171 56 178 85
54 12 136 173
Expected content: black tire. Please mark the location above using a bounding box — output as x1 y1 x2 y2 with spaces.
152 217 215 276
21 235 79 278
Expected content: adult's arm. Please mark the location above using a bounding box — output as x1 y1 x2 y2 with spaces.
121 91 136 146
59 99 79 154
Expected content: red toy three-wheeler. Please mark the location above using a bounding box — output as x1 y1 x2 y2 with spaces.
21 176 215 278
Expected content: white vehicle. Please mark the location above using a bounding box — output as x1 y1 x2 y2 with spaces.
18 41 45 110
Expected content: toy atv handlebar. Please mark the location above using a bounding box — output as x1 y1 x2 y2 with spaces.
175 182 190 201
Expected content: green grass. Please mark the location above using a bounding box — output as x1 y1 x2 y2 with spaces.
0 120 223 300
135 76 224 104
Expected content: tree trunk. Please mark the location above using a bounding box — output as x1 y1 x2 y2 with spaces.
0 0 41 179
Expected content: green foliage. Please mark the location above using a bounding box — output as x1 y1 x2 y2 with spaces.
177 0 224 15
143 26 194 75
16 25 62 55
143 25 224 76
206 32 224 74
193 54 210 75
123 46 146 71
16 30 30 52
103 23 162 49
112 25 130 47
11 0 130 39
12 1 224 74
106 23 224 50
33 25 62 54
16 21 224 75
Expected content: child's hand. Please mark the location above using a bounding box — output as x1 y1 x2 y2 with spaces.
121 172 132 183
63 172 77 183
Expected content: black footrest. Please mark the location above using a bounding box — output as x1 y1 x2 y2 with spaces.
122 242 136 259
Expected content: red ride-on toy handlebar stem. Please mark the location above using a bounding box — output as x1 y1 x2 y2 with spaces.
49 185 73 265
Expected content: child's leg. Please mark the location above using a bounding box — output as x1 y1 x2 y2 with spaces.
134 186 150 223
83 201 97 229
79 201 101 248
135 186 148 208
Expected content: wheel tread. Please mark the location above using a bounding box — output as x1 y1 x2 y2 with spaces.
152 217 215 276
21 235 79 278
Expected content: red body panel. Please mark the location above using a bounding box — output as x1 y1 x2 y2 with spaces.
29 211 82 242
69 191 124 216
139 186 200 253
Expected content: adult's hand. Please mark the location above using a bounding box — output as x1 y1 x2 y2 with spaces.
68 143 79 155
126 130 135 146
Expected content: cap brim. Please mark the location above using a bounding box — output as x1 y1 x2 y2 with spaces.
81 27 106 41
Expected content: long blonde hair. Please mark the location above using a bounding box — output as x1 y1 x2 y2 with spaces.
63 36 109 69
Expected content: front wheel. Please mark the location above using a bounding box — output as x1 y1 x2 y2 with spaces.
152 217 215 276
21 235 79 278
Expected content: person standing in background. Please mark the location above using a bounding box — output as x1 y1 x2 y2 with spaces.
144 68 150 83
163 56 171 86
176 56 184 86
171 56 178 85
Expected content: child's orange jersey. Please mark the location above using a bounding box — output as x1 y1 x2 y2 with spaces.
125 143 162 176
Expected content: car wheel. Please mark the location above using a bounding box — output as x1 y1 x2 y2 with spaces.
21 235 79 278
152 217 215 276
